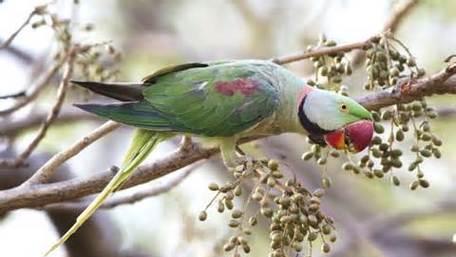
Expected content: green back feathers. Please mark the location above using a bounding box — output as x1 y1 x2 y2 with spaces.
76 60 283 137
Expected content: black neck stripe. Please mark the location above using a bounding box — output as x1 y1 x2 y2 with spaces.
298 95 332 135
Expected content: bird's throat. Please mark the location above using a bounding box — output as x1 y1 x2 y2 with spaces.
298 95 332 135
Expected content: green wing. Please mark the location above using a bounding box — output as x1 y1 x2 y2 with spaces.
80 61 281 137
142 61 280 136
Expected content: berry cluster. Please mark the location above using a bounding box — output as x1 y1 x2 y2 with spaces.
200 159 336 257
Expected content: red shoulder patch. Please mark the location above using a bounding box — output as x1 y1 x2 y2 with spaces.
215 78 258 96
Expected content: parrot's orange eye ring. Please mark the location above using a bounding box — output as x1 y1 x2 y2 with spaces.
340 104 348 112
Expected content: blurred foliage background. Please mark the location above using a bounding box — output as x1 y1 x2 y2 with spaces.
0 0 456 257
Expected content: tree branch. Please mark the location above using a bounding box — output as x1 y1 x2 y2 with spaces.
271 38 372 65
45 164 198 211
357 65 456 110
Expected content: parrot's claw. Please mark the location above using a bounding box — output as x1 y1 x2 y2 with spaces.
229 154 252 170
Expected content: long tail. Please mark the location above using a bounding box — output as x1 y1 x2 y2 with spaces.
44 129 169 256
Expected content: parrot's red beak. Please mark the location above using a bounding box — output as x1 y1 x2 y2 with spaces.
323 120 374 153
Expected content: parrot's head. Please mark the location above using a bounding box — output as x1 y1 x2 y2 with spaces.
298 88 373 153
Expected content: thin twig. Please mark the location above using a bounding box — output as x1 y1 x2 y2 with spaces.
0 52 70 116
271 39 372 65
0 38 34 64
0 91 26 99
0 9 37 50
0 108 98 137
383 0 419 34
21 121 120 186
351 0 418 66
0 48 77 168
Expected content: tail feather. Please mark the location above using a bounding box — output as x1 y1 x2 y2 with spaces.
44 130 170 256
71 80 144 101
74 102 179 131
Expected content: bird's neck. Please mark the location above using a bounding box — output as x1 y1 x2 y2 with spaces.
274 75 312 135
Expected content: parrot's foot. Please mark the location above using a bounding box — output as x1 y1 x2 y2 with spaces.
219 138 252 171
225 154 252 172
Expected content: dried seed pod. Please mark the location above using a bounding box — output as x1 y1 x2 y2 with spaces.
208 183 219 191
271 170 283 179
419 179 430 188
307 231 318 241
373 169 384 178
363 170 374 179
267 177 276 187
392 176 400 186
361 155 370 163
313 188 325 198
395 130 405 141
322 224 332 235
231 209 243 219
345 63 353 75
268 159 279 170
308 215 319 227
225 199 234 210
234 185 242 196
433 148 442 158
252 192 263 201
198 211 207 221
407 58 416 67
228 219 240 228
420 149 432 158
379 143 389 152
217 200 225 213
322 177 332 188
225 191 234 200
374 123 385 133
242 244 251 253
322 243 331 253
261 207 274 218
302 152 314 160
249 216 257 226
372 136 382 145
292 242 303 252
382 110 393 120
432 136 442 146
342 162 354 171
410 181 419 190
391 159 403 168
307 79 316 86
421 133 432 141
372 112 381 122
317 157 327 165
223 242 235 252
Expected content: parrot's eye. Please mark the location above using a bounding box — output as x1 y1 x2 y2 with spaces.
340 104 348 112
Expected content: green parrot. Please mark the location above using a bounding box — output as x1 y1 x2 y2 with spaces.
45 60 373 255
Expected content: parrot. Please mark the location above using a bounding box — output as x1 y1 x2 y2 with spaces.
44 60 373 255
